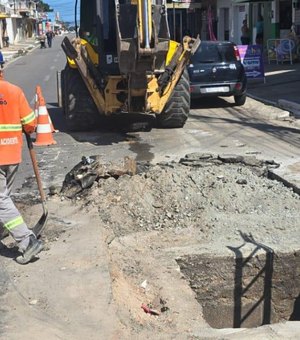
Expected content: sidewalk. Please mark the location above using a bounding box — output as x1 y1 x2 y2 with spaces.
247 61 300 119
0 37 39 63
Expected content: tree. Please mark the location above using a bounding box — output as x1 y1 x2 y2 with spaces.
36 1 53 13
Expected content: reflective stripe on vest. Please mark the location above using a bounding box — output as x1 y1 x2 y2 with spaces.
4 215 24 230
0 124 22 132
21 111 35 125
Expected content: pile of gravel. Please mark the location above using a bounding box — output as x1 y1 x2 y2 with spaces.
61 153 299 246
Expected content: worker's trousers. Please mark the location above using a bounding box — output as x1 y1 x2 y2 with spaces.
0 164 33 251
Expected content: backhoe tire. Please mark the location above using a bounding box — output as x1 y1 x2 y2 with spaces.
62 65 100 131
156 69 190 128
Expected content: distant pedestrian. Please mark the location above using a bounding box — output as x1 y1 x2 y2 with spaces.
39 35 46 49
2 35 9 48
255 15 264 45
241 20 250 45
0 62 44 264
46 30 53 48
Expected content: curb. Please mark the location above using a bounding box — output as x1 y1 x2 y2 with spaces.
269 169 300 195
1 40 39 64
278 99 300 119
247 93 300 122
247 93 291 120
247 92 277 107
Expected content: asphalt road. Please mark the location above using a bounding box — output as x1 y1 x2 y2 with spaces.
4 35 300 196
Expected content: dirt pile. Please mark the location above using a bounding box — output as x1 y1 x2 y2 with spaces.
61 153 299 244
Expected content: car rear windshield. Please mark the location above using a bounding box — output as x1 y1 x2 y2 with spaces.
192 43 237 63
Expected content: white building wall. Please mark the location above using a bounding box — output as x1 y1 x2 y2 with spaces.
217 0 231 41
6 18 14 42
0 0 20 43
233 3 250 45
217 0 250 44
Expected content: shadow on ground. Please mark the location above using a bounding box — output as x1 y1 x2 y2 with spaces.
189 106 300 149
47 105 158 143
191 97 236 110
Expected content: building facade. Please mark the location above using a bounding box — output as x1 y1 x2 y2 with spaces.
0 0 43 47
0 1 298 52
216 0 299 46
166 0 218 41
166 0 299 50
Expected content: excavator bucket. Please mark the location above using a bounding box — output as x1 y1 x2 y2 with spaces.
115 0 170 75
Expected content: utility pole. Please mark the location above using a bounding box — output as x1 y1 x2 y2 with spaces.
173 1 176 41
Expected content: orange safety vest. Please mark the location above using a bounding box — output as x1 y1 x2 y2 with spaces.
0 79 36 165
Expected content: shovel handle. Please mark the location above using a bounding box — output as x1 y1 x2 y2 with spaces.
25 133 46 202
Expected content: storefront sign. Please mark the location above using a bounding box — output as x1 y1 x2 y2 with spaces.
237 45 265 80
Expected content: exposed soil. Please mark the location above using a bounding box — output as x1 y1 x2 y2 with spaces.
61 153 299 247
1 153 299 338
60 153 299 335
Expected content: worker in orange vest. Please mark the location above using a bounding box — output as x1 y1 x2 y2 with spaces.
0 58 44 264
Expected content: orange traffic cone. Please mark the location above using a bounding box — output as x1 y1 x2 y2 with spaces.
36 86 58 133
49 112 58 133
34 95 57 146
34 85 41 118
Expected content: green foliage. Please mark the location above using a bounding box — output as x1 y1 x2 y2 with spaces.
37 1 54 13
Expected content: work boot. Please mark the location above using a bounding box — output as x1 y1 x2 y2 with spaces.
15 235 44 265
0 228 9 240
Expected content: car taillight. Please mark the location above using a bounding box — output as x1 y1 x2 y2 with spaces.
234 46 240 61
235 82 242 90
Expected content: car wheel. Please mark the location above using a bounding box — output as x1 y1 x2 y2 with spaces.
234 94 246 106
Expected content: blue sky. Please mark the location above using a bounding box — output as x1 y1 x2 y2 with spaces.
46 0 76 24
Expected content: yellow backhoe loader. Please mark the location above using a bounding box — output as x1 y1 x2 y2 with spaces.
60 0 200 130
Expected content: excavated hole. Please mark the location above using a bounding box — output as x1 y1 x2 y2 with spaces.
6 153 298 332
177 250 300 329
55 153 299 331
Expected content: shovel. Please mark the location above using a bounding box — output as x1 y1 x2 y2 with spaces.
25 133 48 237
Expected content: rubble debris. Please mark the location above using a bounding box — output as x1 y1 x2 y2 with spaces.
141 303 160 316
140 280 148 290
61 156 137 198
15 152 299 336
59 153 298 239
179 153 280 169
236 179 247 185
49 185 60 196
29 299 38 305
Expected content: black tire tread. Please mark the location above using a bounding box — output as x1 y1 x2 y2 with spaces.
62 65 100 131
156 69 190 128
